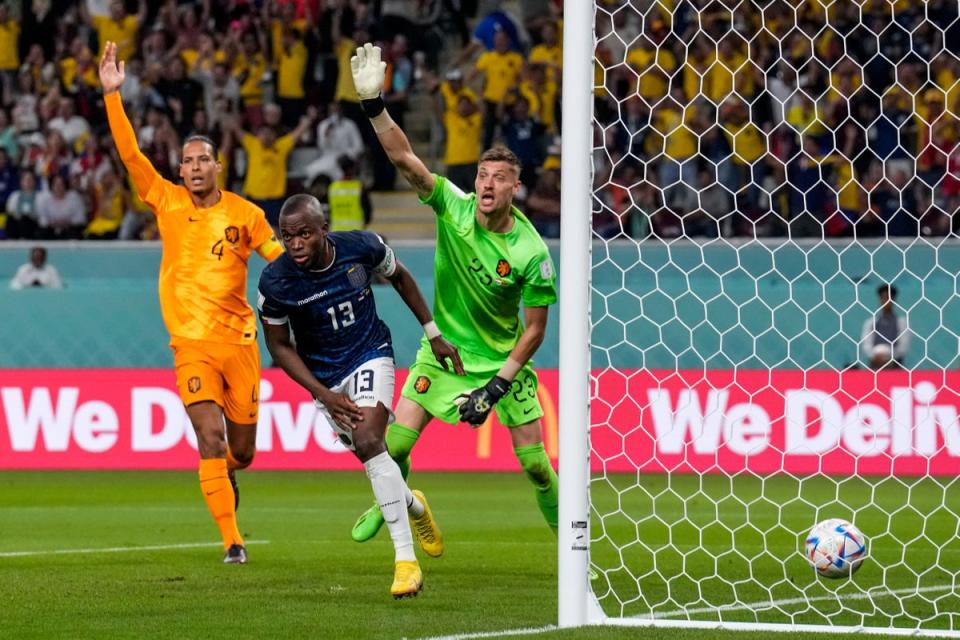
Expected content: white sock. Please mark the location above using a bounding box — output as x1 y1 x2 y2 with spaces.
364 451 416 562
407 492 424 518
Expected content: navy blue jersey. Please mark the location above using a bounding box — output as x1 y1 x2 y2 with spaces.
257 231 397 387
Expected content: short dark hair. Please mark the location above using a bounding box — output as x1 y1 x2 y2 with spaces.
183 134 218 157
878 283 897 299
479 146 522 172
280 193 326 222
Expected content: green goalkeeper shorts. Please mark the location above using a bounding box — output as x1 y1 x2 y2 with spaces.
400 342 544 427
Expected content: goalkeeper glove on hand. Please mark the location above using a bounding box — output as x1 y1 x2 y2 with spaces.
456 376 511 426
350 43 387 119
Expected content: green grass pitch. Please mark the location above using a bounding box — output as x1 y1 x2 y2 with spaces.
1 471 954 639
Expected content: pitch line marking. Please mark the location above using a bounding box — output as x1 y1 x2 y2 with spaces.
647 583 956 620
411 625 557 640
0 540 270 558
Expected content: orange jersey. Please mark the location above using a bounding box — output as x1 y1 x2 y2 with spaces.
104 92 283 345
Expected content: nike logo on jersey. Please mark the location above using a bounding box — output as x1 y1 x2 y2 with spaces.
378 342 389 349
205 488 224 496
188 217 201 222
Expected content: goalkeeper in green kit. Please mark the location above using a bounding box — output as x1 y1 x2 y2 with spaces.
349 43 559 543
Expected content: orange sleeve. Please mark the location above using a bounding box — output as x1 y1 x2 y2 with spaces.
249 204 283 262
104 92 167 208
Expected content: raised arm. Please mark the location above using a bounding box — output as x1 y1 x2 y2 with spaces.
351 43 435 199
386 261 464 375
99 41 163 202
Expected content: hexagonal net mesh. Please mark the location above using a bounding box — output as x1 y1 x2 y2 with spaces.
585 0 960 634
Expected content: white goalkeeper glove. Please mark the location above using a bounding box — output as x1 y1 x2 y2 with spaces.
350 43 386 101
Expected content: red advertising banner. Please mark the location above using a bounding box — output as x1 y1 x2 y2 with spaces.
591 369 960 476
0 369 557 471
2 368 959 475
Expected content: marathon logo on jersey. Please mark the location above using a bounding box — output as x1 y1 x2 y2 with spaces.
187 377 202 393
347 265 366 289
496 259 512 277
414 376 431 393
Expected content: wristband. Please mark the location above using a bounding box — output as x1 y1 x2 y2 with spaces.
360 96 385 118
423 321 441 339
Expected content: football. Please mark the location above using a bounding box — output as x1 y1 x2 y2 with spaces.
804 519 867 579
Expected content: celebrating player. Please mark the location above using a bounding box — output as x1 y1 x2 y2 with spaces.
258 194 461 598
100 42 282 564
348 44 559 544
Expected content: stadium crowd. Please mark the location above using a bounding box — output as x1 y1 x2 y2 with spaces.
0 0 564 240
0 0 956 242
593 0 960 239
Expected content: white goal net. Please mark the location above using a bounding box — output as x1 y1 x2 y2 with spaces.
559 0 960 635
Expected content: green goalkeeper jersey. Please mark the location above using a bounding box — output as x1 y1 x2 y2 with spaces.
419 174 557 360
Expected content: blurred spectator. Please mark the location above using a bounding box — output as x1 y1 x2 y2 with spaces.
305 101 363 183
526 158 560 238
10 246 62 290
443 92 482 193
84 166 124 239
232 109 315 228
861 284 910 369
5 171 39 239
275 27 309 127
529 21 561 83
501 96 544 190
469 28 523 149
328 156 372 231
84 0 148 61
34 130 73 186
36 173 85 240
155 57 204 136
0 145 16 206
47 98 91 151
0 106 16 157
233 28 270 129
0 3 19 90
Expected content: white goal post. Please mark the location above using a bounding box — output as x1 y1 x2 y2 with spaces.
558 0 960 636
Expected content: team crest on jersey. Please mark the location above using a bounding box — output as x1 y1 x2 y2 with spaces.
496 259 512 277
187 376 202 393
347 265 366 288
224 226 240 244
414 376 431 393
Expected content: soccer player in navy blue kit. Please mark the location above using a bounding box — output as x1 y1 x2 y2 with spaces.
258 194 464 598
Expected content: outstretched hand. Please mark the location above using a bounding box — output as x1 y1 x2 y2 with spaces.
350 42 386 100
98 41 126 95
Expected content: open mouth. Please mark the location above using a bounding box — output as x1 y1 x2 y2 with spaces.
190 177 205 186
291 254 310 265
480 193 495 205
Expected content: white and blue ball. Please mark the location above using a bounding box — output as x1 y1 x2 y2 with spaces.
804 519 867 579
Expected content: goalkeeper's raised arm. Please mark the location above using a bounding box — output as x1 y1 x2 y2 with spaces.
351 43 436 199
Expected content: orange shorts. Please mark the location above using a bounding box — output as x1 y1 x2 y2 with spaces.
171 338 261 424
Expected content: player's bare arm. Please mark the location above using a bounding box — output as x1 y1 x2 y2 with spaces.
262 321 364 427
457 306 549 426
351 43 435 199
386 262 465 375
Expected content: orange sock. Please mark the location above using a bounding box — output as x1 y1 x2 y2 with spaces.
199 458 243 549
226 448 239 472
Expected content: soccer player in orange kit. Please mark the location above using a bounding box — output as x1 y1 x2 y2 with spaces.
100 42 283 564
